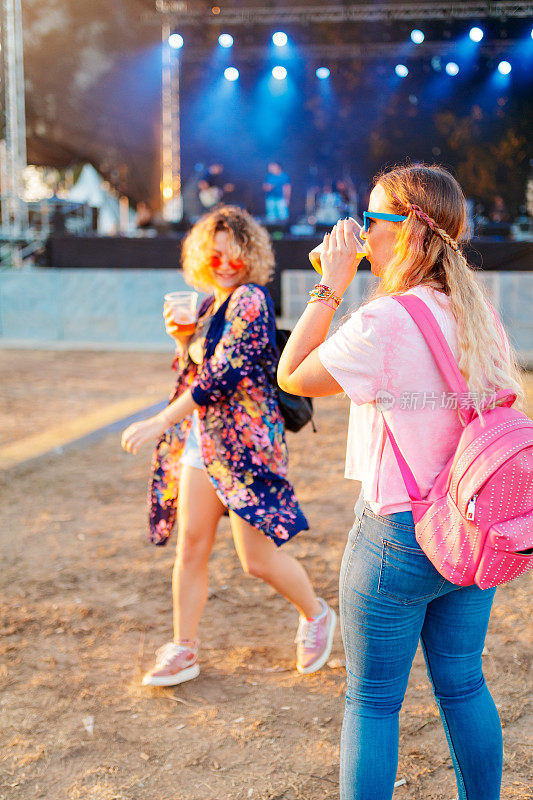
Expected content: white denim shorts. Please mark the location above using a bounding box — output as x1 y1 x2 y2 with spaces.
180 410 204 470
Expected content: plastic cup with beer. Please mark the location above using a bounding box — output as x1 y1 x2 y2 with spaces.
164 291 199 335
309 217 366 275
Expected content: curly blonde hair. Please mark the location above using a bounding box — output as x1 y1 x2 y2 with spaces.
181 205 275 291
369 163 524 413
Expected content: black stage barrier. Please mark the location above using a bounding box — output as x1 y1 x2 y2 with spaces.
45 235 533 314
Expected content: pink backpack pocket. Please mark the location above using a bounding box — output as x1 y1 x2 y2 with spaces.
475 510 533 589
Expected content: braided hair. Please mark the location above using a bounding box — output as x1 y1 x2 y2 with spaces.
407 203 459 251
368 163 523 414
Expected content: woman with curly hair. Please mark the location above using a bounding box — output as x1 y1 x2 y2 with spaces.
122 206 336 687
278 165 523 800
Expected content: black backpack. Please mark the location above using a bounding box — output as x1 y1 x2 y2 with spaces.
273 328 315 433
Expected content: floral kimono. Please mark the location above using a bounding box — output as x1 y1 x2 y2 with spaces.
149 283 309 547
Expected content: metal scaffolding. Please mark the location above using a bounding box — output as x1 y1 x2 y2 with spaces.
160 22 182 220
1 0 28 238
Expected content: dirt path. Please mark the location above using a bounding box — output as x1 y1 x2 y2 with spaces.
1 352 531 800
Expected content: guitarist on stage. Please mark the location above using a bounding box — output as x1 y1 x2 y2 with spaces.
197 163 235 210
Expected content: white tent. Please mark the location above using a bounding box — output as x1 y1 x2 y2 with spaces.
67 164 133 235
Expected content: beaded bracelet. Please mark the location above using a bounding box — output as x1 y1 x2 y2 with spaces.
308 297 338 311
308 283 343 309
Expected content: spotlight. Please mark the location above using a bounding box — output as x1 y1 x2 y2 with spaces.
469 27 484 42
272 31 288 47
445 62 460 76
530 27 533 39
498 60 512 75
168 33 184 49
272 65 287 80
395 64 409 78
218 33 234 48
224 67 239 81
411 29 425 44
316 67 330 79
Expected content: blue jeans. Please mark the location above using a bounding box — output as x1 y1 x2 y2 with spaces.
265 196 289 223
339 494 502 800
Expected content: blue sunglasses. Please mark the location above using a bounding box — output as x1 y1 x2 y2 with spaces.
362 211 408 233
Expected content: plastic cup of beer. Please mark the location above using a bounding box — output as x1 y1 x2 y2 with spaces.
309 218 366 275
164 291 198 335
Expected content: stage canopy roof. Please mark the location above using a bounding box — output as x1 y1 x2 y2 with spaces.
17 1 533 210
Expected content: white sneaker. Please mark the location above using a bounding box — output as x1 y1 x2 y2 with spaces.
295 599 337 674
142 641 200 687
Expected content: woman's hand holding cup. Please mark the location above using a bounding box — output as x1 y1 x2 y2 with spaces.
320 218 365 296
163 291 198 346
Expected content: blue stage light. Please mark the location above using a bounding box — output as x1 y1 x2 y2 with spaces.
168 33 184 49
218 33 234 48
272 65 287 80
272 31 288 47
395 64 409 78
224 67 239 81
498 60 512 75
531 27 533 39
445 62 460 76
316 67 330 79
469 27 484 42
411 29 425 44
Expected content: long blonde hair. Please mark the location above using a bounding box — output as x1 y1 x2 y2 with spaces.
370 164 523 411
181 205 275 291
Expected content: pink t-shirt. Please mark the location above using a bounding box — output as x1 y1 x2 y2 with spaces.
318 285 466 515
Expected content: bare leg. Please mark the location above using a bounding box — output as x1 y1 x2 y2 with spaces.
230 512 322 620
173 466 226 641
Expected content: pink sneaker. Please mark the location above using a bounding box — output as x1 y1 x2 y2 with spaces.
295 599 337 674
142 641 200 687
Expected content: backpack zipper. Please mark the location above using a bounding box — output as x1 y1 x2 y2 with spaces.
466 494 478 521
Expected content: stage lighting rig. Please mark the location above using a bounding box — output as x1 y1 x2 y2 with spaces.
168 32 184 49
272 31 288 47
469 26 484 41
219 33 234 48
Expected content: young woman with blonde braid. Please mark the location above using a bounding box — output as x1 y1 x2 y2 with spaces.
121 206 336 687
277 164 523 800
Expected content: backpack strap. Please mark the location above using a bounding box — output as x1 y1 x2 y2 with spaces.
380 292 466 504
393 294 469 396
381 416 423 502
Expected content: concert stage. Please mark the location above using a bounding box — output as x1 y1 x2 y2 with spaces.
45 234 533 313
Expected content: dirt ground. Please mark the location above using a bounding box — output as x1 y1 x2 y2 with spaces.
1 351 532 800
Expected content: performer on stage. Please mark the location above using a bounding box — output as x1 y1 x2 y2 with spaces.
263 161 291 224
197 163 234 210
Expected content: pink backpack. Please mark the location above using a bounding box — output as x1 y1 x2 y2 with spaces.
383 294 533 589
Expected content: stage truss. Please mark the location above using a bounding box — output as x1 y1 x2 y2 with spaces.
1 0 28 238
160 22 182 221
156 1 533 25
